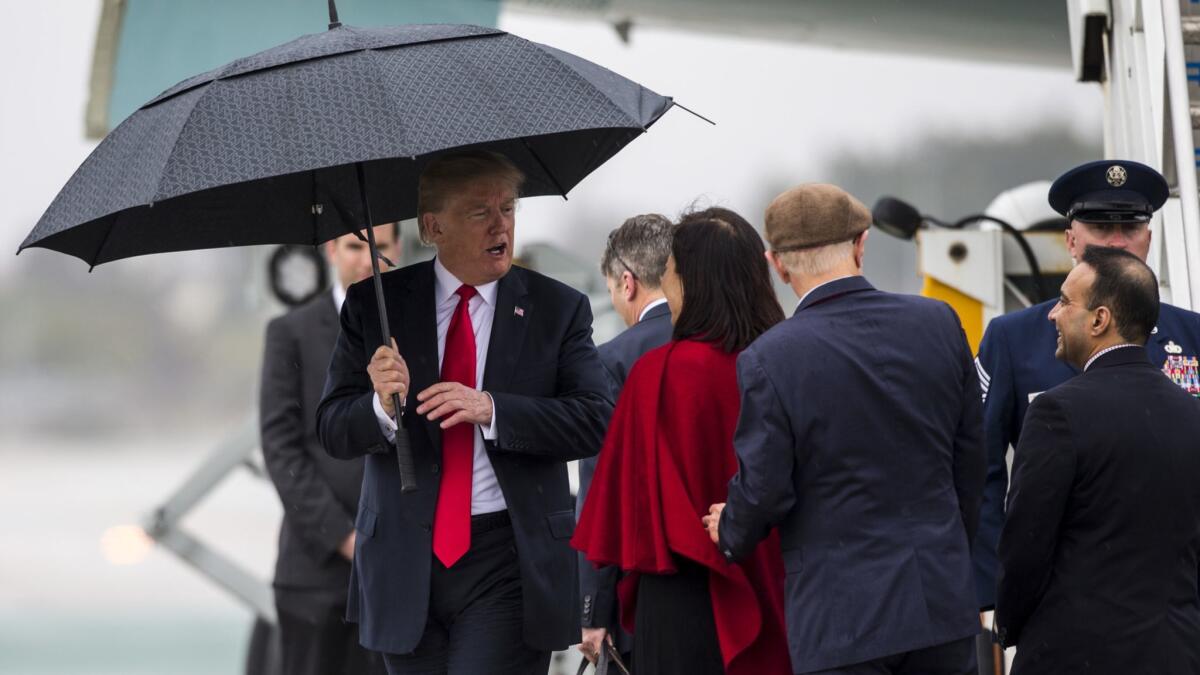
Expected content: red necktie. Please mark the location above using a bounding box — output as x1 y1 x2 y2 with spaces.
432 284 478 567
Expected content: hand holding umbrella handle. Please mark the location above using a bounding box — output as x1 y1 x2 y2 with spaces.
359 162 418 492
390 395 418 492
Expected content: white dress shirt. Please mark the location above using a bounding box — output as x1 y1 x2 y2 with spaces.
332 282 347 314
1084 343 1139 371
372 257 507 514
639 297 668 322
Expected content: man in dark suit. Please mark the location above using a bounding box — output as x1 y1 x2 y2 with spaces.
316 150 612 675
972 160 1200 618
705 184 985 675
995 246 1200 674
259 224 397 675
574 213 674 665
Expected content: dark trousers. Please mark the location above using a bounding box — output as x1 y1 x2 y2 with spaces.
803 637 977 675
633 558 724 675
383 512 549 675
275 589 385 675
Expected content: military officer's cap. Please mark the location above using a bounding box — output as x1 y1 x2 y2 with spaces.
765 183 871 252
1048 159 1169 224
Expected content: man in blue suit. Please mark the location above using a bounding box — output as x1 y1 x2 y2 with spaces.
575 213 674 666
971 160 1200 616
317 151 613 674
705 184 985 675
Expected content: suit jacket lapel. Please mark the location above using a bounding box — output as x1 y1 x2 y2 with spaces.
483 268 531 392
400 262 443 451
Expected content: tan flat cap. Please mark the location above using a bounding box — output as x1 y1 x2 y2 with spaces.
765 183 871 252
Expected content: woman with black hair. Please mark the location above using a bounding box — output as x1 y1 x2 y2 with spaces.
572 208 791 675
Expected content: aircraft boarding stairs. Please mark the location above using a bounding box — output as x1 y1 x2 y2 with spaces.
1082 0 1200 312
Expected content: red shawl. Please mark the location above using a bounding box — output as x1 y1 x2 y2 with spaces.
572 340 790 675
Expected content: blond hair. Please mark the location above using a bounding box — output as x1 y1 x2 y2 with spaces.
417 150 525 244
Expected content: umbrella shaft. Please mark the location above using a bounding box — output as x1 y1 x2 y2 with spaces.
357 162 417 493
357 165 401 414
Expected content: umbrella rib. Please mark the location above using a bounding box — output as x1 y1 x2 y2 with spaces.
530 41 645 129
150 84 212 204
668 101 715 126
310 170 320 246
88 215 118 272
351 229 396 268
520 139 568 200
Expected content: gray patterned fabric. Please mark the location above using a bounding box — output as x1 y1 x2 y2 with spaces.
20 23 675 266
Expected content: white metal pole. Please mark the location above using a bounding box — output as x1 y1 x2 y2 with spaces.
1161 0 1200 309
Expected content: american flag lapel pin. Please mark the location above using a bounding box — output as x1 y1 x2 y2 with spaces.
514 306 525 317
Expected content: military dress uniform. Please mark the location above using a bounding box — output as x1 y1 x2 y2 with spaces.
971 159 1200 610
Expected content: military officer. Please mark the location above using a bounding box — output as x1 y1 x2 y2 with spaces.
972 159 1200 614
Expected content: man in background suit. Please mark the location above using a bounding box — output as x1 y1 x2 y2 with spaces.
575 213 674 665
995 246 1200 674
317 150 612 675
259 224 398 675
706 184 985 675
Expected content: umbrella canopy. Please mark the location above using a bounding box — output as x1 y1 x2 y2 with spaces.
19 22 678 266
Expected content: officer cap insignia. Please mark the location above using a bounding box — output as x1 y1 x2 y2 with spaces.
1048 160 1167 222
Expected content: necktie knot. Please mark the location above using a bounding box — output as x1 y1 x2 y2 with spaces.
455 285 477 302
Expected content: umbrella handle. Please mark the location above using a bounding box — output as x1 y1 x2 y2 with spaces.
389 393 418 493
359 162 418 493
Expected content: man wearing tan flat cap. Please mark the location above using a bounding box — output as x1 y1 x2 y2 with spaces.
703 184 986 675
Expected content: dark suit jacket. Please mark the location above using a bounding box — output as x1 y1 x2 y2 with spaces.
259 291 364 598
316 261 613 655
574 301 672 649
973 299 1200 608
995 346 1200 675
718 276 985 673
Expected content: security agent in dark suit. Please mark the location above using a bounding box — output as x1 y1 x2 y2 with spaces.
705 184 986 675
995 246 1200 674
575 213 675 666
259 224 397 675
316 151 612 675
972 160 1200 612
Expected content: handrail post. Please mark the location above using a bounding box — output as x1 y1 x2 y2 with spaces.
1161 0 1200 309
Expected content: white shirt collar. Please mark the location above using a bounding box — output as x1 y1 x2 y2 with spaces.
795 275 855 312
638 297 669 322
332 282 347 314
1084 343 1139 371
433 257 499 308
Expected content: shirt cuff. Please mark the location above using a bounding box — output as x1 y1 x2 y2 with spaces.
372 393 397 443
481 392 498 440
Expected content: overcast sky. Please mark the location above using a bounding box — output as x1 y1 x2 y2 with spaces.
0 2 1103 282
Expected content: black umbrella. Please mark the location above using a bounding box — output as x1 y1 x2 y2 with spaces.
19 3 698 491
